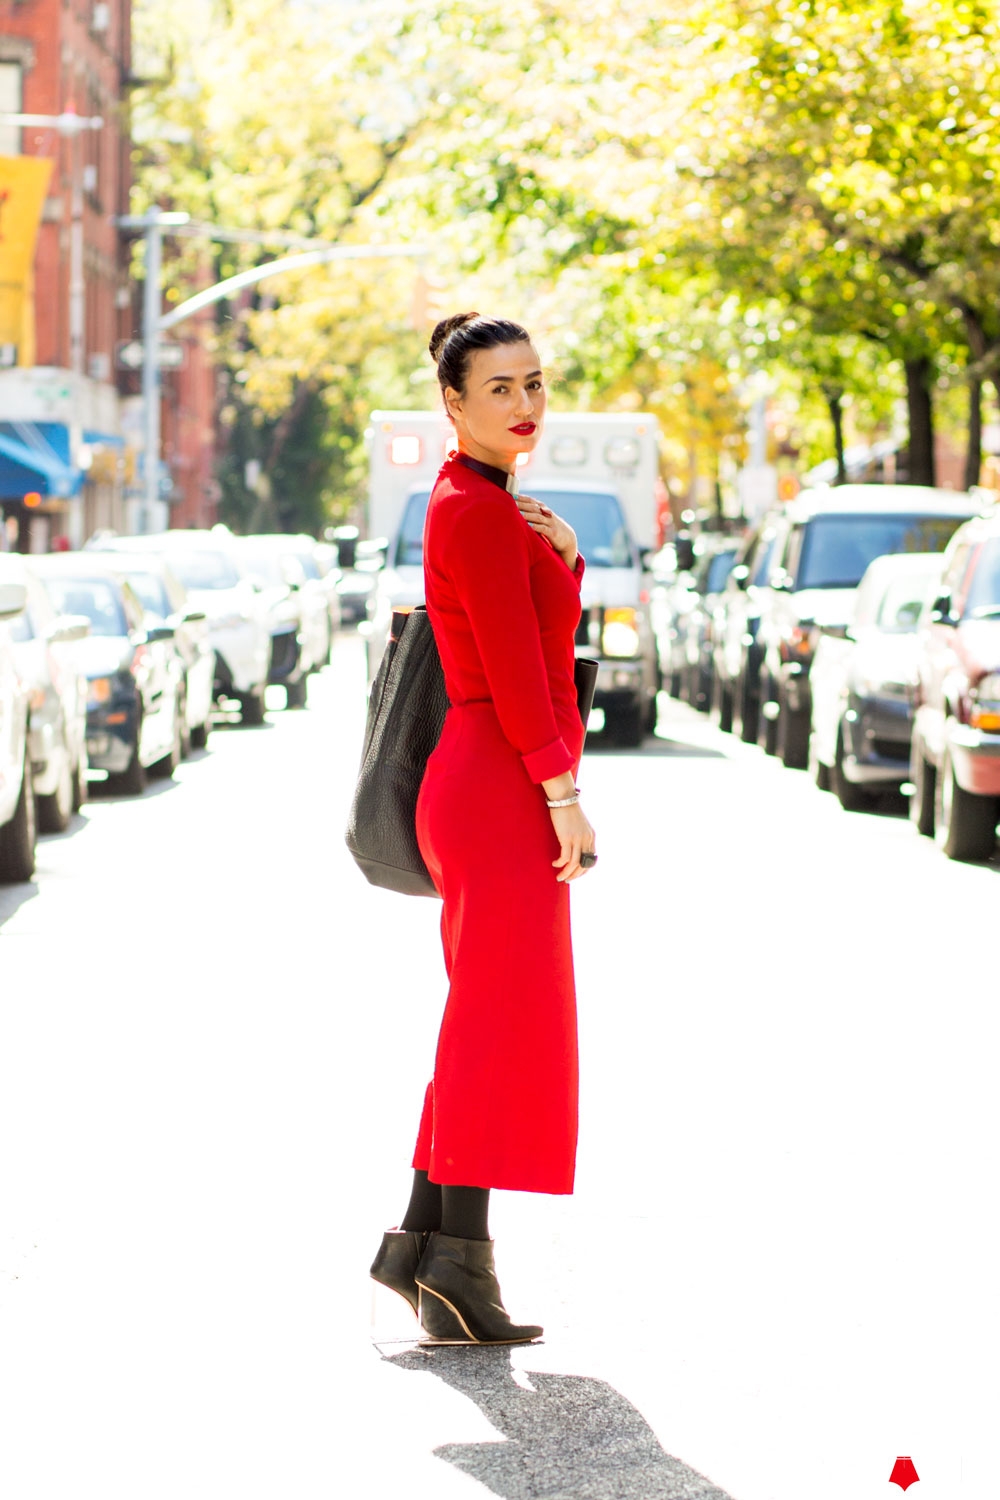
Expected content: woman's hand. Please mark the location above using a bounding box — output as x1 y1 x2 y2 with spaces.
548 802 597 882
517 495 578 571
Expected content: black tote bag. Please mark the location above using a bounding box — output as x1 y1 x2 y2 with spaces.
346 605 599 898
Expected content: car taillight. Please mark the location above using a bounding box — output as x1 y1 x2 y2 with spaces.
782 623 818 661
969 671 1000 731
131 644 149 676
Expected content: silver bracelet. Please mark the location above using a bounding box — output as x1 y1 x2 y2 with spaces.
546 787 581 808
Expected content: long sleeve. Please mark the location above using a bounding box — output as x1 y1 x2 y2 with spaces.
444 495 575 782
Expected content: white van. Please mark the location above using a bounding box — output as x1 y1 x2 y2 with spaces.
364 411 666 744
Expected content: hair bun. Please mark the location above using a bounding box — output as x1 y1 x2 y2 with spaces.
429 312 480 364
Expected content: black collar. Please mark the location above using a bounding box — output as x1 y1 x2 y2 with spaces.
454 451 520 498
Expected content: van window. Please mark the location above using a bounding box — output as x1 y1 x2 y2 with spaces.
796 514 967 590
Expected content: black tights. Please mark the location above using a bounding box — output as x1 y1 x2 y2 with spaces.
399 1168 490 1241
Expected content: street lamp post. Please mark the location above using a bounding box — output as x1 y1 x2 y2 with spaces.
117 209 190 530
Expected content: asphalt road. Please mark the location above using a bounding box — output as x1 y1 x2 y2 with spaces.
1 634 997 1500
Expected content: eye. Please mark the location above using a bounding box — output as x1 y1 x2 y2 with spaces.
492 384 508 395
528 380 543 390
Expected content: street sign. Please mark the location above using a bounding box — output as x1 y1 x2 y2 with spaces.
115 340 185 372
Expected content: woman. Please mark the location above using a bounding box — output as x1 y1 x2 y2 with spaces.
370 313 597 1345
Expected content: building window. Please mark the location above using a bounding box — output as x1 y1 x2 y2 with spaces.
0 62 23 155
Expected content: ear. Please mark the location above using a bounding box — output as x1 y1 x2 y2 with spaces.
443 385 463 422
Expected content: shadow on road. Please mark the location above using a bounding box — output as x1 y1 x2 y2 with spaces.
0 878 38 930
382 1346 735 1499
588 735 728 760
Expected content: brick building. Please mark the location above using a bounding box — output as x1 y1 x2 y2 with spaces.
0 0 219 549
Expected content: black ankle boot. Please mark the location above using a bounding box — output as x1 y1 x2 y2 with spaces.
415 1233 543 1345
370 1229 431 1316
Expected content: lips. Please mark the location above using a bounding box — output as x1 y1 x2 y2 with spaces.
509 423 537 435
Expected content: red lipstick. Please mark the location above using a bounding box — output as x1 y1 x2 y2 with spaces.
509 422 536 435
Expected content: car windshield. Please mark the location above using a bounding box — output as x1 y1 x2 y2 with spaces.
394 487 633 568
167 550 241 590
701 549 738 594
964 537 1000 615
875 571 941 632
238 548 286 587
43 578 127 637
122 570 171 619
798 514 967 590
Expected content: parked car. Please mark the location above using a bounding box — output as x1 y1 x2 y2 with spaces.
260 532 340 661
910 512 1000 861
1 554 90 833
653 536 736 702
95 554 214 752
809 553 945 810
88 532 271 725
0 576 34 883
711 515 780 740
233 537 319 708
755 486 981 768
679 542 739 711
32 556 185 795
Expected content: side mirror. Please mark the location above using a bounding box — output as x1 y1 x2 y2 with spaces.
145 623 176 643
730 563 750 591
336 537 358 569
929 591 956 626
674 534 696 572
638 545 653 571
47 613 91 644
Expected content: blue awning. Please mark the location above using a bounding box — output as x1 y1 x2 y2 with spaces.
0 422 83 499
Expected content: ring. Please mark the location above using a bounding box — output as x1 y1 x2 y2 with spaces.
580 851 597 868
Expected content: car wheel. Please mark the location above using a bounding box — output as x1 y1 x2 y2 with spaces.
112 714 147 796
151 697 184 778
667 664 682 699
910 743 936 837
285 675 308 709
809 736 831 792
779 697 811 770
190 717 210 750
241 687 267 726
714 672 734 734
178 687 192 759
757 677 779 756
736 666 759 744
37 752 74 834
606 703 644 747
0 753 37 883
934 747 998 861
72 751 87 813
834 730 872 812
643 692 659 735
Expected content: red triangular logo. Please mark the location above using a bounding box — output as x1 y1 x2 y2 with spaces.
889 1456 919 1490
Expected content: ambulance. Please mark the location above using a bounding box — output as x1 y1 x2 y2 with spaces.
362 410 667 744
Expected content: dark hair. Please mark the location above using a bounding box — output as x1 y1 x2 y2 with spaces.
428 312 532 398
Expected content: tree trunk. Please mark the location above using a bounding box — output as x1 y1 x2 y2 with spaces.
824 387 847 484
964 375 983 492
904 357 936 487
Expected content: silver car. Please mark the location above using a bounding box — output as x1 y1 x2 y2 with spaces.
1 555 91 833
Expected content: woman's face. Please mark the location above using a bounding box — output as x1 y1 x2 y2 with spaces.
444 341 546 471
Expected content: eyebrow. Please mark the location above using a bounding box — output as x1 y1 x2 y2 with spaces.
481 369 543 386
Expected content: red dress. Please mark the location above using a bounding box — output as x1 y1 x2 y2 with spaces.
412 454 586 1194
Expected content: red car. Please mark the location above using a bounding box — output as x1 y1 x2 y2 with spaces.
910 513 1000 860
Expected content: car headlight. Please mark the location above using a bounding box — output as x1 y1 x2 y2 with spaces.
970 671 1000 731
88 676 112 706
602 608 640 658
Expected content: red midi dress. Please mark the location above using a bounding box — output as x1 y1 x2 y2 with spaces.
412 453 586 1195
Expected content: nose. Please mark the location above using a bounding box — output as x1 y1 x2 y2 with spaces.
514 385 534 416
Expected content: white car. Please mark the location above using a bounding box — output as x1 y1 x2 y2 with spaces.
1 554 90 833
89 532 271 725
0 575 34 883
235 536 329 707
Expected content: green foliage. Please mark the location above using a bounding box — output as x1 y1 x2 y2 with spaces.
132 0 1000 526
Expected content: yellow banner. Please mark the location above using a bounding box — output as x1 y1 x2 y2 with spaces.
0 154 53 357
